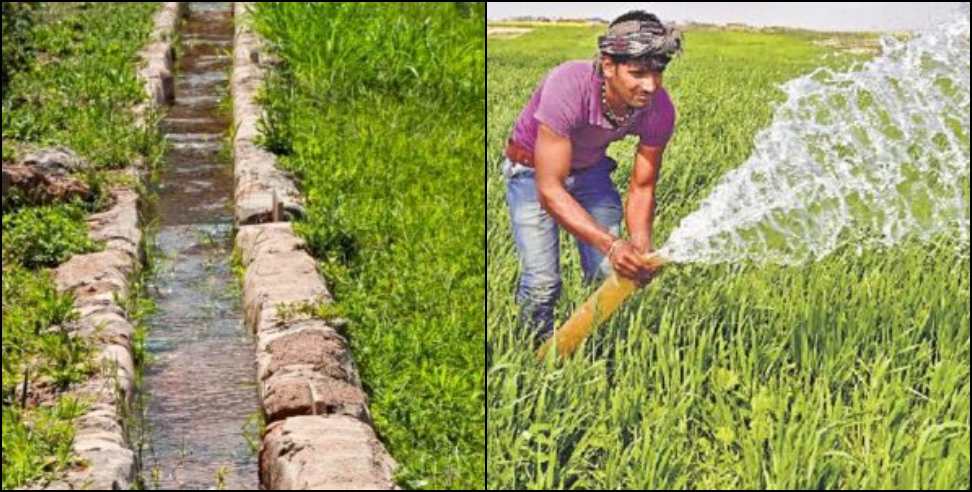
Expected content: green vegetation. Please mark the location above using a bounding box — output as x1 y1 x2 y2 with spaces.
2 396 87 490
2 3 163 489
1 264 88 400
2 2 164 172
2 202 102 268
250 3 484 489
487 25 970 489
1 263 92 490
2 2 40 97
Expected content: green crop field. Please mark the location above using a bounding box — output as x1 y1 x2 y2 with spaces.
250 3 485 489
487 24 970 490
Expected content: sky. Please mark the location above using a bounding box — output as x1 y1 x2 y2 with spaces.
487 2 967 32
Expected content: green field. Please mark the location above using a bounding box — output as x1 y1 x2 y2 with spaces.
487 24 970 490
2 3 162 489
250 3 485 489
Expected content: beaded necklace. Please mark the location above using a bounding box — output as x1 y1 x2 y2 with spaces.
601 81 633 128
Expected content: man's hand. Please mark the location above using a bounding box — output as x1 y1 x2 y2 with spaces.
629 236 657 286
607 239 655 285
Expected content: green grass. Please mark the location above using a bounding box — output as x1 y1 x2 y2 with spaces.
2 202 102 268
250 3 484 489
1 262 92 490
487 26 970 489
1 396 88 490
1 3 164 489
1 263 89 400
2 2 164 171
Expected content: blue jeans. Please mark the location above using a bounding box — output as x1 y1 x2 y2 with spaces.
504 156 623 340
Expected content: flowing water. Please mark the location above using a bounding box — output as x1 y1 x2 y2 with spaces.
660 5 970 265
141 3 259 489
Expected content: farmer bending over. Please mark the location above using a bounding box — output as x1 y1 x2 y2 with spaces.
503 10 682 342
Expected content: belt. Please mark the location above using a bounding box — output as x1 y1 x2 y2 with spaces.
504 138 535 167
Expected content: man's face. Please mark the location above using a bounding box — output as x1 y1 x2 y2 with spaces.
603 57 663 109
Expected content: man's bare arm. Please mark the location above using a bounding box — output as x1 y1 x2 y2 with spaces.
534 123 616 254
626 143 664 254
534 124 651 279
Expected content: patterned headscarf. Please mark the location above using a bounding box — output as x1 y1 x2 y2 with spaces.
596 14 683 72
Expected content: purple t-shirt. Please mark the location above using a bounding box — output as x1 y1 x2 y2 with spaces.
509 60 676 170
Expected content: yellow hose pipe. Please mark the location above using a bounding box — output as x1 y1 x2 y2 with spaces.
536 253 667 360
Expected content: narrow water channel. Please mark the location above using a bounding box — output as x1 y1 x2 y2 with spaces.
142 3 259 489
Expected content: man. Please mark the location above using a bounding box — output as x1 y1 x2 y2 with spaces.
503 10 682 342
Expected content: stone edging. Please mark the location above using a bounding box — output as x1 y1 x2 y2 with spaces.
236 224 397 490
42 4 185 489
48 190 142 490
231 2 303 226
137 2 186 107
232 3 397 489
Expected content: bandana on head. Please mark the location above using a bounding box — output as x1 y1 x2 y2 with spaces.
597 19 683 61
